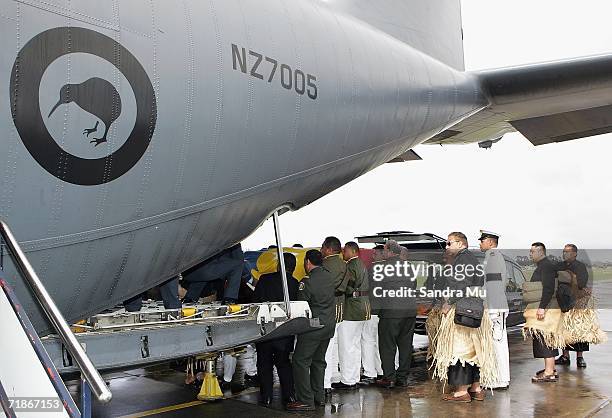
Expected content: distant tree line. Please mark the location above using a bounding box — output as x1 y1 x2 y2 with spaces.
514 254 602 268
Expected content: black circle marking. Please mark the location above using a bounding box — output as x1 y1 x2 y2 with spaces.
10 27 157 186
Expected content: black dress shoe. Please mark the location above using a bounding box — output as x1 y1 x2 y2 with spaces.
375 379 395 389
555 355 570 366
220 381 245 393
359 375 376 384
286 401 315 411
258 397 272 407
331 382 357 390
395 380 408 387
577 357 587 368
223 298 238 305
244 373 260 386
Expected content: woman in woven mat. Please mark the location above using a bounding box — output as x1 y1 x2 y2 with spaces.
430 232 498 403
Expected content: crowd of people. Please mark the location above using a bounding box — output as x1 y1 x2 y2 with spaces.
124 231 607 410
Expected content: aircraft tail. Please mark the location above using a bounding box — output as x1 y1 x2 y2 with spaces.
324 0 465 70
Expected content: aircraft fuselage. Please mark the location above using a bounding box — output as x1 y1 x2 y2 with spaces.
0 0 484 332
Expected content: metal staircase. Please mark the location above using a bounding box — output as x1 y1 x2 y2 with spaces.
0 220 111 418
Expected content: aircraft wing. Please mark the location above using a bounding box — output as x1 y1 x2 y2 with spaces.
424 54 612 146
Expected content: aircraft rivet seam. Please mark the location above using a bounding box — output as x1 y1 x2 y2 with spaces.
0 11 18 22
171 0 195 210
198 0 224 206
2 3 21 221
16 0 116 31
19 0 157 40
129 0 158 220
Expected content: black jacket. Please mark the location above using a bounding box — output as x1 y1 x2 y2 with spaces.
377 256 417 319
532 257 557 309
253 271 299 303
447 248 484 304
557 259 589 289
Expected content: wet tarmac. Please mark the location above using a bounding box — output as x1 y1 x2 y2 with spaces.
79 281 612 418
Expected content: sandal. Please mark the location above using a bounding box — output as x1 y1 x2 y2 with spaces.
531 373 558 383
468 389 485 401
536 369 558 377
442 392 472 402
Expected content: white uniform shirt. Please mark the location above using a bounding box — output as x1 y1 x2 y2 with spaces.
483 248 509 313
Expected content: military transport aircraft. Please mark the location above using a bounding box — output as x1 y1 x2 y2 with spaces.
1 0 612 336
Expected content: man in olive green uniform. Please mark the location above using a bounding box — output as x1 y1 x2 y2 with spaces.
375 240 416 388
287 250 336 412
321 236 349 392
361 245 385 382
332 241 371 389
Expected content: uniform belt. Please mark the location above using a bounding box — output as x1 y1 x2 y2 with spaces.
486 273 502 282
348 291 369 298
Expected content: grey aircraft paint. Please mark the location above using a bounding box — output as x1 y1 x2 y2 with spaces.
0 0 611 335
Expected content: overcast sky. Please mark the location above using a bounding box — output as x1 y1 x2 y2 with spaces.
243 1 612 251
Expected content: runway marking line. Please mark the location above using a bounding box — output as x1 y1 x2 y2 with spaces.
117 400 204 418
117 387 260 417
586 397 610 417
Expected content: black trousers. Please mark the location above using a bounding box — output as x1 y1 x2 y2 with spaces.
533 337 559 358
124 277 180 311
566 342 589 352
378 317 416 382
448 361 480 386
183 258 242 302
256 337 294 402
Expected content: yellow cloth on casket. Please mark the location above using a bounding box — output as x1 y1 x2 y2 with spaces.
251 247 315 281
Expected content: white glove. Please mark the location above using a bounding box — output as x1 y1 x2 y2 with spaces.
491 313 505 342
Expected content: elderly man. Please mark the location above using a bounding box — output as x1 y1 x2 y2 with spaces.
555 244 591 368
375 240 416 389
